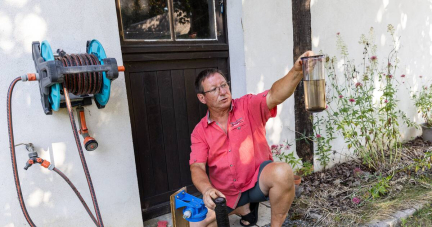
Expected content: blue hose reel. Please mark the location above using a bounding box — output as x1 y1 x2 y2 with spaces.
175 190 208 222
32 39 120 114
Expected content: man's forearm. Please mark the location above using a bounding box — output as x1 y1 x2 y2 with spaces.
190 164 213 193
267 69 303 109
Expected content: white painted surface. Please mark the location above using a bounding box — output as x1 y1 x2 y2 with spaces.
227 0 247 99
311 0 432 170
239 0 297 154
0 1 142 226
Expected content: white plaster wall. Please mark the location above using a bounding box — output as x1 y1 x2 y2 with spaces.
311 0 432 170
239 0 296 153
0 1 143 226
227 0 247 99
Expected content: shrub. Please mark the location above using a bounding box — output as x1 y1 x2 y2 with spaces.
314 25 416 170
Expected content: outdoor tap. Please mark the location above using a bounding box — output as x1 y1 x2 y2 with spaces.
15 143 36 156
16 143 52 170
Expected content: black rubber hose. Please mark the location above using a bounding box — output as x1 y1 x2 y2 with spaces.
7 77 36 226
63 87 104 227
53 167 98 226
214 197 230 227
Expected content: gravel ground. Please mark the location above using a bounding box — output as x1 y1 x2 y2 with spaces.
262 218 313 227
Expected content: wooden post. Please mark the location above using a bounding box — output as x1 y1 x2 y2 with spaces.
170 187 190 227
292 0 314 163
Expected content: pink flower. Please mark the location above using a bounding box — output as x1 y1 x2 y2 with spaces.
349 98 355 103
284 145 290 150
370 56 377 61
337 32 340 35
401 74 406 78
384 99 388 103
326 105 328 109
316 134 321 138
387 75 393 79
355 82 362 88
271 145 278 150
353 167 363 177
279 144 284 148
352 197 361 204
353 167 362 173
339 95 343 98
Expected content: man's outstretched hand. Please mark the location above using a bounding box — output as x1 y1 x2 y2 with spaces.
292 50 315 73
203 187 226 210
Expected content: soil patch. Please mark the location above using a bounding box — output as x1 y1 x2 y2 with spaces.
283 137 432 226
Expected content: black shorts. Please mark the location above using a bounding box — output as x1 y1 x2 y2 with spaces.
226 160 273 213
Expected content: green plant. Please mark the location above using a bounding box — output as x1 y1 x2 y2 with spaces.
271 142 302 171
313 116 333 170
297 161 314 176
412 85 432 127
313 25 417 170
413 150 432 173
368 173 392 199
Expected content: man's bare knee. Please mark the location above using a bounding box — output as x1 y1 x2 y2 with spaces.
266 162 294 186
259 162 294 195
273 162 294 186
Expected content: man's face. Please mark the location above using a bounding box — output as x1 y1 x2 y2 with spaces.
197 73 232 111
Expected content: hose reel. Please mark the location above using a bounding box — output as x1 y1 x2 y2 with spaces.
31 40 124 151
32 39 121 114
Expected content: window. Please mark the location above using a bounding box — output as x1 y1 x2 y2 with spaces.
119 0 220 41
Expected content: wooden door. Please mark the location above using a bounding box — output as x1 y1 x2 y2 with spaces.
116 0 229 220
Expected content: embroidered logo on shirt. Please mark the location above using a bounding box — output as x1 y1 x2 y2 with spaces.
230 118 244 127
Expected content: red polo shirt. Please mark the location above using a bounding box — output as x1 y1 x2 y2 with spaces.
189 90 277 209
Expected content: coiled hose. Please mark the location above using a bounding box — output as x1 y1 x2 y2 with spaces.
57 53 103 95
7 77 102 226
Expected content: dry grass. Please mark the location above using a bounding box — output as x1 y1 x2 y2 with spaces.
290 138 432 226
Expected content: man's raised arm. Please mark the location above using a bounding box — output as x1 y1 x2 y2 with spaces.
266 51 314 110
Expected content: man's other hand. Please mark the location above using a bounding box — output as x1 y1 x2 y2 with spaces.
203 187 225 210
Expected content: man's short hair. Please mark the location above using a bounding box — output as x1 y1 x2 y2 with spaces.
195 68 228 94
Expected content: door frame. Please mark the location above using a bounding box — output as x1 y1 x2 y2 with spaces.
115 0 230 221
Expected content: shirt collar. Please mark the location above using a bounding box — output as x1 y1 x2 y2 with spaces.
206 100 234 126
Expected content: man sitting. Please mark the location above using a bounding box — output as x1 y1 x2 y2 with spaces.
189 51 313 227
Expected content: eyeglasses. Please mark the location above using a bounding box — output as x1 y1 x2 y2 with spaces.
202 81 230 95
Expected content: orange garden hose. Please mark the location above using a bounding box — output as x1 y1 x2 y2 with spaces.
7 77 35 226
7 77 103 226
63 86 104 227
52 167 98 225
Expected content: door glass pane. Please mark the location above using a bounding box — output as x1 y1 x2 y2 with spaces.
120 0 172 40
173 0 216 40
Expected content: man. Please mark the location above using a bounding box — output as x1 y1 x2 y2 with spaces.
189 51 313 227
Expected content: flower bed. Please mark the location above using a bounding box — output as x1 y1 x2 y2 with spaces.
289 137 432 226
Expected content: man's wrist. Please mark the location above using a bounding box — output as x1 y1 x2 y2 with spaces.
202 186 214 194
289 68 303 79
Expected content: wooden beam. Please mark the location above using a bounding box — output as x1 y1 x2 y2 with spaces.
170 187 190 227
292 0 314 163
